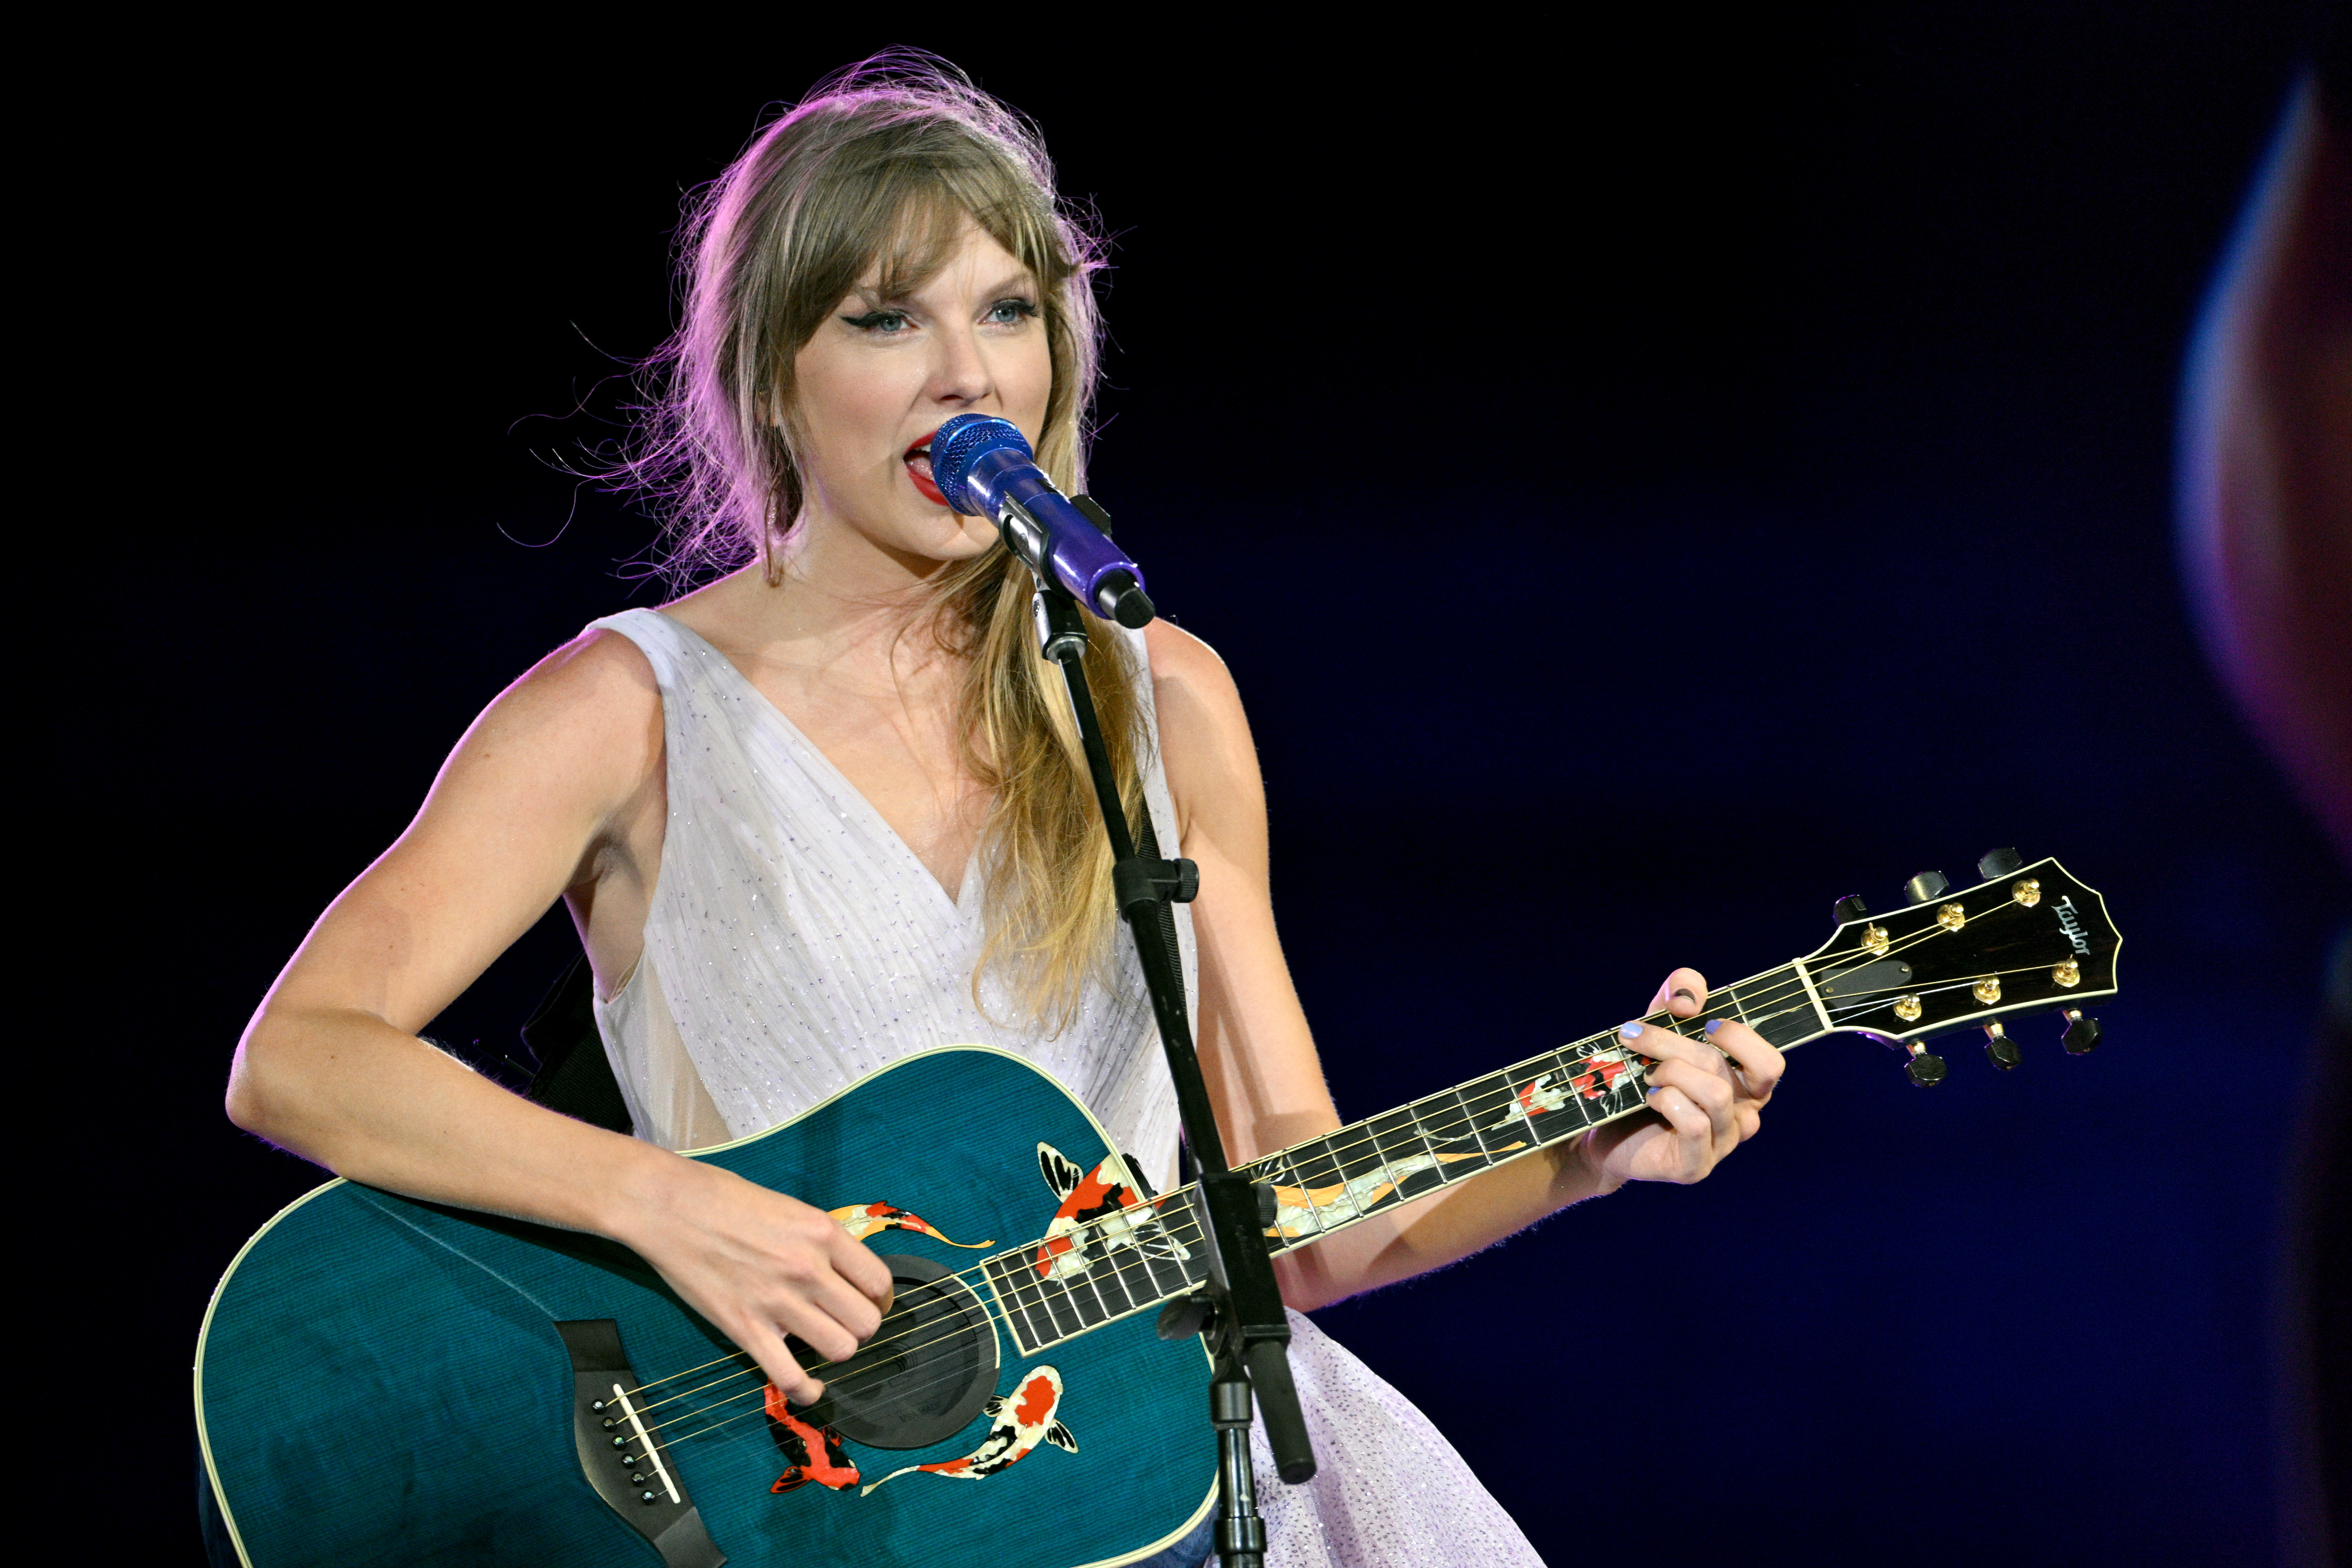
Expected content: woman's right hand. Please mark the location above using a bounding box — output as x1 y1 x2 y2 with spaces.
616 1156 897 1405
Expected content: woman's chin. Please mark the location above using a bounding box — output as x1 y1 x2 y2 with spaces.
931 512 1002 559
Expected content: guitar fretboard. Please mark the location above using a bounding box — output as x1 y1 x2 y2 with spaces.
977 963 1823 1355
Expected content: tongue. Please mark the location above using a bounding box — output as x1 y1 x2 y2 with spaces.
906 452 935 483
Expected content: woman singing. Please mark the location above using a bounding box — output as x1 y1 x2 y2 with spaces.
225 55 1782 1566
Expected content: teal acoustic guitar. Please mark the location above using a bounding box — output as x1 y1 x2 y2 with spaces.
196 855 2119 1566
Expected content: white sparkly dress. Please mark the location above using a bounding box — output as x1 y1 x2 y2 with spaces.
586 607 1544 1568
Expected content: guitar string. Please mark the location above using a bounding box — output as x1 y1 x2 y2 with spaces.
628 1065 1626 1446
617 904 2054 1434
620 911 2010 1442
643 942 2100 1462
634 1067 1686 1456
631 985 1801 1446
626 929 1997 1456
640 1016 1796 1462
623 1028 1661 1434
615 907 2012 1427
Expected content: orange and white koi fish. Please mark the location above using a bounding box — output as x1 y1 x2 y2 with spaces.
859 1366 1077 1495
1486 1072 1573 1129
1564 1046 1641 1101
1033 1145 1189 1281
762 1383 859 1494
828 1201 990 1249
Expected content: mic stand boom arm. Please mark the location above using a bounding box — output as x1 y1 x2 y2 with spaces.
1026 567 1316 1568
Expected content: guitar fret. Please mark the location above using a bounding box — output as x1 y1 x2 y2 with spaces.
1510 1046 1587 1144
1401 1094 1446 1164
1078 1260 1113 1327
1144 1198 1201 1298
1042 1272 1087 1343
1446 1074 1506 1164
1022 957 1839 1331
1102 1245 1142 1316
1009 1261 1060 1349
983 1254 1046 1355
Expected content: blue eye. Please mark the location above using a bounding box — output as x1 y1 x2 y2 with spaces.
841 310 910 333
987 298 1040 325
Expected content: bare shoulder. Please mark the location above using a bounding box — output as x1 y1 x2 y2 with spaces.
427 624 664 826
503 624 661 724
1142 619 1246 733
1141 620 1262 844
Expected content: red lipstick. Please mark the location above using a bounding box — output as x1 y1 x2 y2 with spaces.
905 432 949 508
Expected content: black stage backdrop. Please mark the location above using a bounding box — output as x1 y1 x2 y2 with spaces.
51 8 2346 1566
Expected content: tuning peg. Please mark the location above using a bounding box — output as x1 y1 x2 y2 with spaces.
1983 1021 2023 1070
1904 870 1950 905
1976 847 2024 880
1833 894 1869 925
2060 1008 2101 1054
1903 1040 1948 1086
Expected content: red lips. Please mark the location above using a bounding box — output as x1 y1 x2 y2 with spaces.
905 432 948 508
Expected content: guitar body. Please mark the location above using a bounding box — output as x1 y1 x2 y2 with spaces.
198 855 2124 1565
196 1047 1217 1567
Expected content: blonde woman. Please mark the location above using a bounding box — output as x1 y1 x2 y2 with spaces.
226 56 1782 1566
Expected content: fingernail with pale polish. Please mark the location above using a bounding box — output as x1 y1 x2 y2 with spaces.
1619 1021 1644 1040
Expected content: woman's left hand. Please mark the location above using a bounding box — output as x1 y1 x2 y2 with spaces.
1580 967 1784 1192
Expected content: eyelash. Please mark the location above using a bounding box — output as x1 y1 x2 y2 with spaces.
839 299 1039 334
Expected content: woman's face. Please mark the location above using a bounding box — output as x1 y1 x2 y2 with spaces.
788 217 1053 575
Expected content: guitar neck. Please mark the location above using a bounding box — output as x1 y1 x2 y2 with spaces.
978 959 1826 1356
1238 958 1827 1256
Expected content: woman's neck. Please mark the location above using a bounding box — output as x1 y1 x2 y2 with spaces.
667 515 967 702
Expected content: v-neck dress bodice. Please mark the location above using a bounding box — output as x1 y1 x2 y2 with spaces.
582 606 1544 1568
584 606 1192 1188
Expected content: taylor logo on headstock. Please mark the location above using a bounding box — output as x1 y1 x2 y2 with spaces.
1806 848 2118 1083
2054 898 2092 955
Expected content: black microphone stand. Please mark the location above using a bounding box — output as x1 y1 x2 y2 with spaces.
1025 559 1316 1568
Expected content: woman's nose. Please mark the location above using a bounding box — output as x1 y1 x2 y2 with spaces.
928 325 994 405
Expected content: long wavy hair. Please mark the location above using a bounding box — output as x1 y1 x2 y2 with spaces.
622 53 1149 1031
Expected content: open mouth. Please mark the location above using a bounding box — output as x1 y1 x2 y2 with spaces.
904 433 948 506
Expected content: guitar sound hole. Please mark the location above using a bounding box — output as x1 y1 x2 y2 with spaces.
805 1253 999 1451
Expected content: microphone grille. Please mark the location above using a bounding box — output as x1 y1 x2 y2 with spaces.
929 415 1031 515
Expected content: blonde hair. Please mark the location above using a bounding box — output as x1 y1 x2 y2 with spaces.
626 52 1148 1030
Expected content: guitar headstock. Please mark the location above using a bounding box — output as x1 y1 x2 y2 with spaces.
1795 848 2119 1084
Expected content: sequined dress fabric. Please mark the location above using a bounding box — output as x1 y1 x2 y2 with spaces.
588 608 1543 1567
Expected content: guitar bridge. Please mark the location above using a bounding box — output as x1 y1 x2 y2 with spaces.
556 1319 728 1568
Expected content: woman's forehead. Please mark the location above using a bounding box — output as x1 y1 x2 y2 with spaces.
854 212 1034 301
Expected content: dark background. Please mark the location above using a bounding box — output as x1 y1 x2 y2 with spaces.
59 7 2346 1565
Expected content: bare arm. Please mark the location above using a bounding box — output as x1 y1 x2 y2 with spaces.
225 630 889 1401
1146 621 1783 1311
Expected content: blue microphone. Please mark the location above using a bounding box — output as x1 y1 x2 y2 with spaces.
929 414 1156 628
